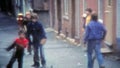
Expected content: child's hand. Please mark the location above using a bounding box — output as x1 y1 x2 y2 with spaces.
40 38 47 45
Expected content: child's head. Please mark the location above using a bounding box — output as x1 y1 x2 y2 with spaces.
32 13 38 22
91 13 98 21
85 8 92 15
18 30 25 38
25 11 31 19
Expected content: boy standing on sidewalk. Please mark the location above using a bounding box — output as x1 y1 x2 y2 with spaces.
6 30 28 68
27 13 47 68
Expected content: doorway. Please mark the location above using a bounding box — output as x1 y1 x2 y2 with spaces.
71 0 76 38
57 0 62 35
104 0 114 46
0 0 15 15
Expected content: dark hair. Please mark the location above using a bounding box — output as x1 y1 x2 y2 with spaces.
91 13 98 21
18 30 25 35
86 8 92 13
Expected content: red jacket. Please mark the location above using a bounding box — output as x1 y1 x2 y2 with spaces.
15 38 28 48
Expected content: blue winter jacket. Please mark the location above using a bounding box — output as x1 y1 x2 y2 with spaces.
27 21 46 43
84 21 107 42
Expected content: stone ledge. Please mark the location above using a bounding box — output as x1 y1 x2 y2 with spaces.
101 46 113 54
55 32 80 45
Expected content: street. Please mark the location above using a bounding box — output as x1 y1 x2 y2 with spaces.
0 13 120 68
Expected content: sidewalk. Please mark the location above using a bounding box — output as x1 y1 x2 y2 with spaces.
0 13 120 68
0 12 18 68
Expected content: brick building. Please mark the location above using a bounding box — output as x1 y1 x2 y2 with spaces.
49 0 120 52
50 0 81 43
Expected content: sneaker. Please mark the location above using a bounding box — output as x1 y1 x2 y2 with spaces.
35 66 40 68
32 64 40 68
31 64 36 67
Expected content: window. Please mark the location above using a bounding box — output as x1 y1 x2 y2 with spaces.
64 0 69 15
108 0 112 6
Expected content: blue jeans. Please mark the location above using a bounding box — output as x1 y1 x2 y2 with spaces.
33 43 46 66
87 40 104 68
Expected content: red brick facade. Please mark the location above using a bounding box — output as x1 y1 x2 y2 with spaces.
86 0 98 12
49 0 118 51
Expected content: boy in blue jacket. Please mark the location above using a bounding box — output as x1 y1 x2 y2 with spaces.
84 13 106 68
27 13 47 68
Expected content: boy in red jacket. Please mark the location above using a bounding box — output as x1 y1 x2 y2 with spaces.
6 30 28 68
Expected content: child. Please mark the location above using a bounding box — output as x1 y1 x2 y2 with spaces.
27 13 47 68
17 13 24 30
23 11 32 55
6 30 28 68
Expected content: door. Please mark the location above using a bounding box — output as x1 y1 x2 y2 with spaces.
0 0 14 15
51 0 55 28
57 0 62 35
104 0 114 46
75 0 80 39
71 0 75 38
116 0 120 51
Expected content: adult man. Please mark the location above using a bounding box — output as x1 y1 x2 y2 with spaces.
84 13 107 68
27 13 47 68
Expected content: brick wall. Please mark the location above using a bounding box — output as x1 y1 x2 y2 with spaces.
86 0 98 12
50 0 118 47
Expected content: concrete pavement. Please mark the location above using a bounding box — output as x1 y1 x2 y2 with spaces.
0 13 120 68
